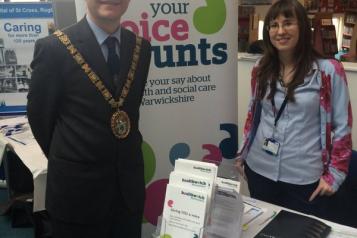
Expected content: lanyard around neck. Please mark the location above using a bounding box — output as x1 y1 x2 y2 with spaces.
271 95 288 127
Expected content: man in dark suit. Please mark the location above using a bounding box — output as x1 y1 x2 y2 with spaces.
27 0 151 237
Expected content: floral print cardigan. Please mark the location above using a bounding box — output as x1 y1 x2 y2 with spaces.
238 59 352 192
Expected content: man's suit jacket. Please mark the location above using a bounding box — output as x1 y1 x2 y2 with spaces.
27 18 151 224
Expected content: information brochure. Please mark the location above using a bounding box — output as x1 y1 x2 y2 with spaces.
160 159 218 238
216 177 240 194
161 184 208 238
176 159 216 195
169 171 213 215
174 159 217 217
174 159 218 181
242 202 265 229
205 186 244 238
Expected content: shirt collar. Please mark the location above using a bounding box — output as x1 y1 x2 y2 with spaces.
86 14 121 46
312 61 318 71
301 60 319 86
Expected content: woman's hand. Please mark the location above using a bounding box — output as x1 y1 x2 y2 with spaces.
235 159 247 180
309 177 335 202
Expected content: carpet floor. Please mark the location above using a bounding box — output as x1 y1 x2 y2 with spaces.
0 188 34 238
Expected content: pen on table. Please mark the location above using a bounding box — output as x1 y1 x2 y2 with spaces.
242 211 264 231
7 136 26 145
1 123 25 129
259 211 277 226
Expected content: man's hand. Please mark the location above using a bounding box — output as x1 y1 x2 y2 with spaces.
309 177 334 202
235 159 247 180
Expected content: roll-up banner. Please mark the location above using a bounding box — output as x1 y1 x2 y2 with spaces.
77 0 239 236
0 3 54 116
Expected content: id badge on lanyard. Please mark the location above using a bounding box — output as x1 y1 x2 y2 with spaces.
261 95 288 156
262 137 280 156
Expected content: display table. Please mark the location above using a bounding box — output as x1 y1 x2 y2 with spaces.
152 196 357 238
1 116 357 237
0 116 47 212
153 193 357 238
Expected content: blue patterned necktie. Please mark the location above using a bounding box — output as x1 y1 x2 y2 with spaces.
104 36 120 77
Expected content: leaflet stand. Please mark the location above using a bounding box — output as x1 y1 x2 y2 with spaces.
215 161 240 181
153 163 243 238
205 187 244 238
153 188 243 238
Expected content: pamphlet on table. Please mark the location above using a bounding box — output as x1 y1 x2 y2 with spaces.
160 159 218 238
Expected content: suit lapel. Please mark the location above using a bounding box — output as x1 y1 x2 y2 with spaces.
70 18 116 93
115 28 135 97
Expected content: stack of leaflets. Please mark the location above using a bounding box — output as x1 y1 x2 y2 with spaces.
205 186 244 238
160 159 218 238
215 177 240 194
204 176 243 238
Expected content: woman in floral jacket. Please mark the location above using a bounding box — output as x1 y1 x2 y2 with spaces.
236 0 352 217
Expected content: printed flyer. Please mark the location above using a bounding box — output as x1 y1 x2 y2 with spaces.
161 184 208 238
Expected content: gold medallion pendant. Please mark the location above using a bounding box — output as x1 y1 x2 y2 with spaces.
54 30 142 140
111 110 130 139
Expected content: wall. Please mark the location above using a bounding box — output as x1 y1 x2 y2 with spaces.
74 0 86 21
52 0 77 29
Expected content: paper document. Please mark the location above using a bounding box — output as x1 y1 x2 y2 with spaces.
161 184 208 238
206 187 244 238
242 202 265 228
0 116 34 145
216 177 240 194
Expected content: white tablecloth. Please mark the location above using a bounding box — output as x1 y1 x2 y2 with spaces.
1 117 357 237
0 116 47 211
153 192 357 238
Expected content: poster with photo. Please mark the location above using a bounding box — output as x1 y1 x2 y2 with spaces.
0 2 54 115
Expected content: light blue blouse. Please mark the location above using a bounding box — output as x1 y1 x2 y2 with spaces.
246 63 323 185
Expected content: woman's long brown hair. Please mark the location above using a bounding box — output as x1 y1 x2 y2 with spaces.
257 0 321 102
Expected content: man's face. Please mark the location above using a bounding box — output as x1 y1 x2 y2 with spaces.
86 0 130 24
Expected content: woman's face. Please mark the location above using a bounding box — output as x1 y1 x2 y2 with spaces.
268 14 299 56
